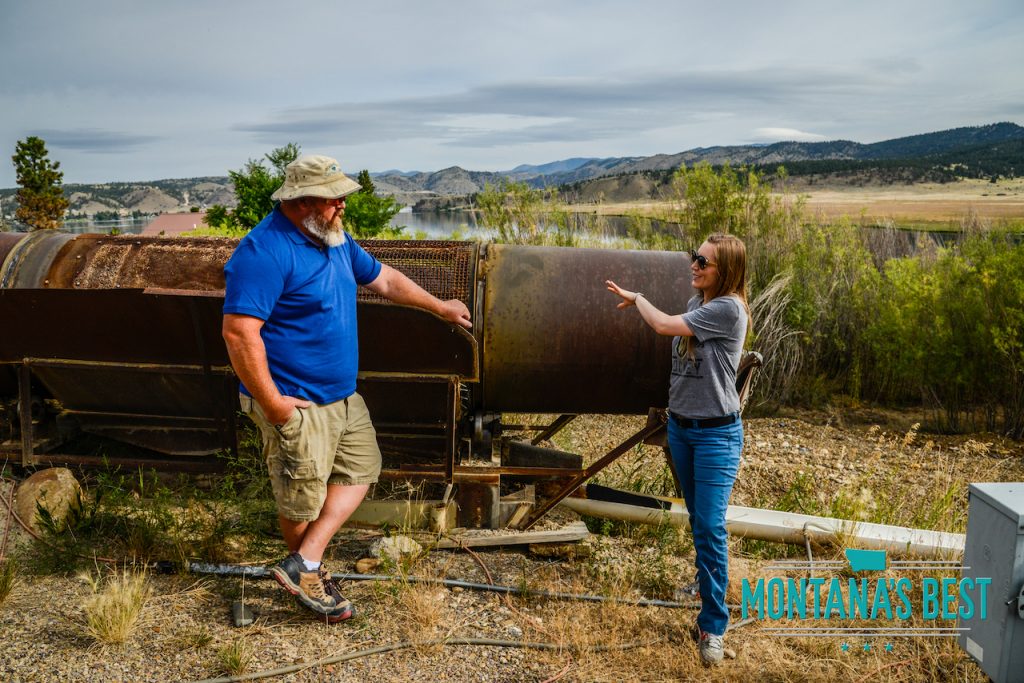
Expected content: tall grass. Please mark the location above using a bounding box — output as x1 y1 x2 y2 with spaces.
77 568 151 645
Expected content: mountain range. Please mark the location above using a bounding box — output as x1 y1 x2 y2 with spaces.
1 122 1021 219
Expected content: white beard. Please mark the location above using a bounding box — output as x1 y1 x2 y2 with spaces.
302 214 346 247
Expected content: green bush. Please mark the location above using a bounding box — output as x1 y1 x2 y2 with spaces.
475 180 580 246
345 185 403 238
652 162 1024 435
862 230 1024 435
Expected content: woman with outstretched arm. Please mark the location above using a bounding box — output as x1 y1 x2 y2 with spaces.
606 233 751 666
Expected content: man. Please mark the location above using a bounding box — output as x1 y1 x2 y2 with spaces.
222 154 471 622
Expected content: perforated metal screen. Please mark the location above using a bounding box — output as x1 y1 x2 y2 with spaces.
359 240 478 307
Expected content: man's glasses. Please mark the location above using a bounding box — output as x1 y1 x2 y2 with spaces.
689 249 716 270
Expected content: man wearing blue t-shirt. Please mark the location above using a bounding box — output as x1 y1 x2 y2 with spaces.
222 154 471 622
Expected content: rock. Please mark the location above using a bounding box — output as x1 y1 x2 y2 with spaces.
355 557 381 573
368 535 423 562
13 468 83 534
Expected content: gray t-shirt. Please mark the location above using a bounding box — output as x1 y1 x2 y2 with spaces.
668 294 748 419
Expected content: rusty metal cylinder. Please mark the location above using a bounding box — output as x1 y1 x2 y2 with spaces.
2 232 692 416
0 231 235 291
480 244 692 414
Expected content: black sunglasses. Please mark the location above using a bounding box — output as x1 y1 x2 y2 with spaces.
689 249 717 270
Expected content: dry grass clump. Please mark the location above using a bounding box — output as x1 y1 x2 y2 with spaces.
520 599 702 681
76 567 152 645
366 552 453 651
0 558 16 605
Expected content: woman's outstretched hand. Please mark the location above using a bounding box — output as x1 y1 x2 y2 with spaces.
605 280 639 309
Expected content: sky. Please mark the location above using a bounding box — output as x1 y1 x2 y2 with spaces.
1 0 1022 186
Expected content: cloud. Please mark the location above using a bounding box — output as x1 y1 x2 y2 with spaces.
32 128 160 154
234 67 890 151
751 127 829 142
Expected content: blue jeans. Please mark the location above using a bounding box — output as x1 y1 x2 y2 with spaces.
667 417 743 636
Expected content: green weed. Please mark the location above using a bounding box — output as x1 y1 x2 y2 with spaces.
216 637 253 676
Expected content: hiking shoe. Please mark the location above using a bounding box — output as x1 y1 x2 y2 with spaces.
270 552 338 616
319 564 355 623
698 630 724 666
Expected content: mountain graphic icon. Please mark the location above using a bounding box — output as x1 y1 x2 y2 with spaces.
845 548 887 572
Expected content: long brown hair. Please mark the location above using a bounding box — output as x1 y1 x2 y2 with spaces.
685 233 751 359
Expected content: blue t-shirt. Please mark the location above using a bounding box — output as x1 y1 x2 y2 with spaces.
223 207 382 404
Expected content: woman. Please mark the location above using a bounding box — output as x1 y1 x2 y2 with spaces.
606 233 750 666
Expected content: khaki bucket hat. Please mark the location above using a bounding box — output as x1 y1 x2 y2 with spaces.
271 154 362 201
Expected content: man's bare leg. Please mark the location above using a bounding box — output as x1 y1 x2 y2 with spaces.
278 483 370 563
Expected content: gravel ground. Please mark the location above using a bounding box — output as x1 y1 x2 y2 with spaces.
1 411 1022 682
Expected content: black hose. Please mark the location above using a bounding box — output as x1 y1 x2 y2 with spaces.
185 561 705 610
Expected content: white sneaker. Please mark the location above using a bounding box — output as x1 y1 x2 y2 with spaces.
699 630 724 665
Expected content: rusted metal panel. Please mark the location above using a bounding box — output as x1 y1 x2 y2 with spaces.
43 234 236 290
63 411 234 457
356 303 477 379
29 361 233 416
481 244 691 414
19 363 32 466
0 289 228 365
502 440 583 470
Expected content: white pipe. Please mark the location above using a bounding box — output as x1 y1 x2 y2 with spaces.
558 497 965 558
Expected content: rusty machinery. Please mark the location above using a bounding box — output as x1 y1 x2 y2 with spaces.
0 231 697 528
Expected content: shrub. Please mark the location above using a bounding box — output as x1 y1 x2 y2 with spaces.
77 568 151 645
475 180 580 246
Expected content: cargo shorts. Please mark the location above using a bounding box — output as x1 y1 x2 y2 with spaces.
240 392 382 522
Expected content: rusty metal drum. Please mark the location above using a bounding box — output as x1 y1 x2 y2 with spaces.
480 244 692 414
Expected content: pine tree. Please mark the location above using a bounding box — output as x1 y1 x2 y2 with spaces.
356 169 375 195
12 136 69 230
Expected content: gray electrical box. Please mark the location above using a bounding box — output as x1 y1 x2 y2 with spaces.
959 483 1024 683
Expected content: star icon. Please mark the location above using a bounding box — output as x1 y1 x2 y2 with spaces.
885 643 894 653
863 643 872 652
841 643 850 652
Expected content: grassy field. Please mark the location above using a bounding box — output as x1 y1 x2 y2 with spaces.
575 177 1024 230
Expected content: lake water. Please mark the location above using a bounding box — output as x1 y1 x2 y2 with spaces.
54 212 483 238
392 209 671 240
61 217 150 234
24 212 972 251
